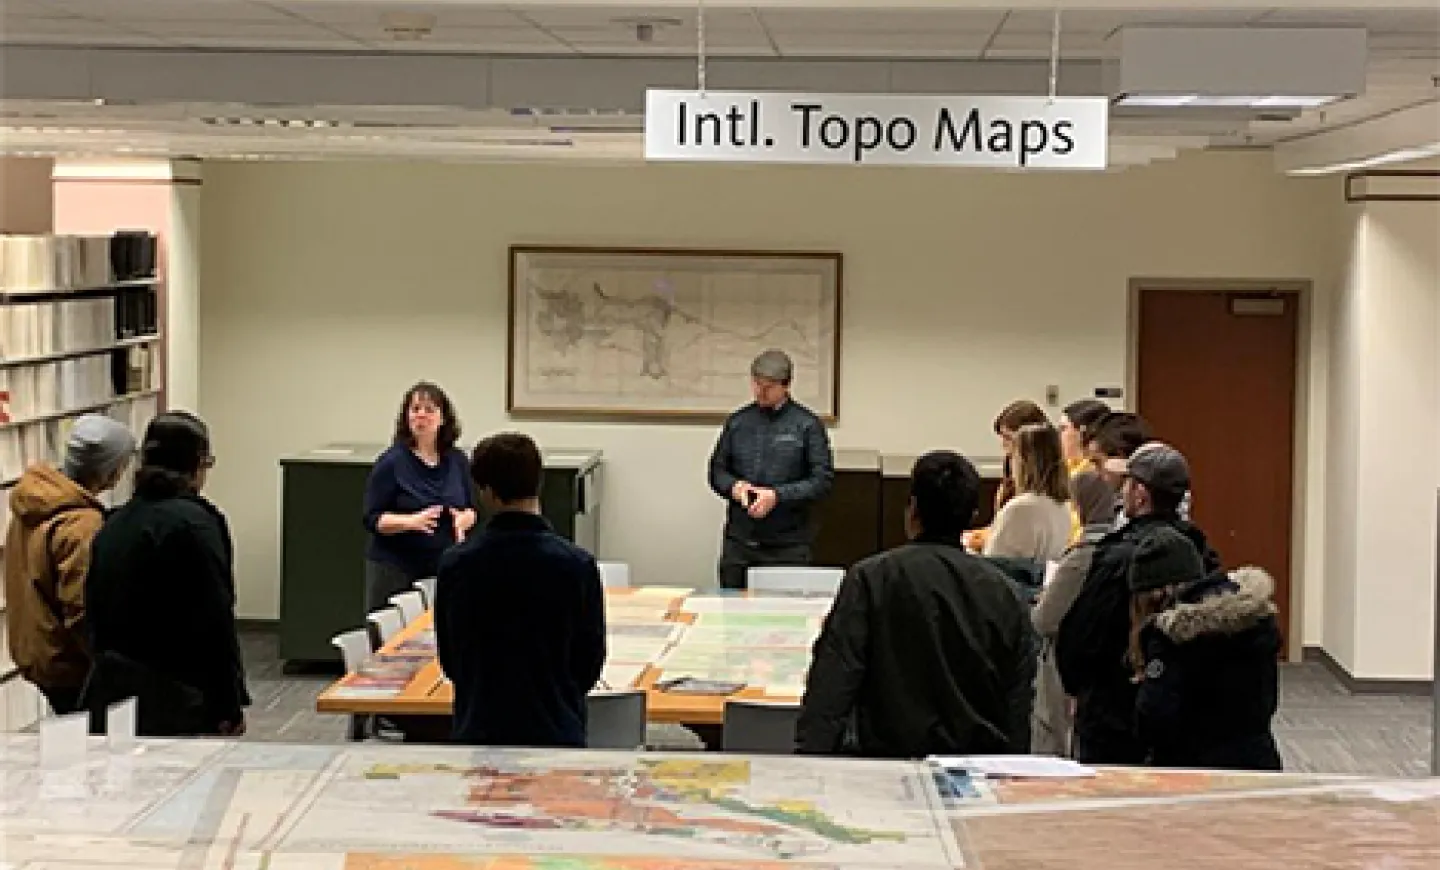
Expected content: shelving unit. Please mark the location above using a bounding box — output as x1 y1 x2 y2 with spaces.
0 232 164 732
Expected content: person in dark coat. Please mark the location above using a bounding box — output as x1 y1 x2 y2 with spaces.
83 412 249 737
1057 440 1220 765
797 450 1036 759
435 432 606 748
708 349 835 589
1126 527 1283 770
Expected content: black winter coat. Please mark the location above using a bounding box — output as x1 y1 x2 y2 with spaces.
1055 514 1220 765
1137 567 1283 771
83 492 249 736
797 536 1037 759
708 400 834 547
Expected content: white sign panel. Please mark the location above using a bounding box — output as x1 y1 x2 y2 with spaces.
645 90 1109 170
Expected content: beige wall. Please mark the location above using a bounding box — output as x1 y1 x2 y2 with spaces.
0 157 53 233
1326 198 1439 679
197 152 1340 627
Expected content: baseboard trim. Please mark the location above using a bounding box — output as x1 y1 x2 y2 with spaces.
1302 645 1432 696
236 618 279 633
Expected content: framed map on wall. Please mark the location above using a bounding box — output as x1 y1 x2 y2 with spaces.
507 245 842 421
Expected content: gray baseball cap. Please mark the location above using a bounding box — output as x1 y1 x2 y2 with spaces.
63 414 136 485
1105 441 1190 496
750 349 793 384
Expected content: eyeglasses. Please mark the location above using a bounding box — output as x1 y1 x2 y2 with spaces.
201 455 217 470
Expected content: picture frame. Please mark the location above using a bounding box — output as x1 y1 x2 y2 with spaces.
507 245 842 422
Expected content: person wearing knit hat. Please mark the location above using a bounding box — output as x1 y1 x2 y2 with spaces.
4 413 136 717
1127 525 1205 594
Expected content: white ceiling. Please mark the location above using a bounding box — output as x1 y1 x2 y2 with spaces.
0 2 1437 167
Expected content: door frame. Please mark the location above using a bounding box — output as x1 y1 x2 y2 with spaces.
1125 277 1315 662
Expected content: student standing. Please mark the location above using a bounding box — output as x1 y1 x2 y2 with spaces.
708 350 834 590
1127 526 1283 771
4 415 134 715
965 399 1049 552
436 433 606 748
84 412 249 737
362 382 478 613
797 451 1036 758
983 423 1072 563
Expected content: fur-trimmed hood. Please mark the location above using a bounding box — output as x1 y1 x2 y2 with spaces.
1153 567 1277 643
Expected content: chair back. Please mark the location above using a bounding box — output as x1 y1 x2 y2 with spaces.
723 700 801 754
367 607 405 645
747 566 843 596
331 628 373 673
597 561 631 589
389 590 426 624
586 690 647 749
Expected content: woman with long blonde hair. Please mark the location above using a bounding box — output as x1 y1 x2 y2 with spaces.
983 423 1072 563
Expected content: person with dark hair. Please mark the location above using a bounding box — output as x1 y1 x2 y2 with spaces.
1056 441 1220 765
362 382 477 613
1059 399 1110 469
1127 527 1282 771
82 411 250 737
435 432 605 748
708 349 834 590
5 414 134 715
797 450 1036 759
964 399 1050 552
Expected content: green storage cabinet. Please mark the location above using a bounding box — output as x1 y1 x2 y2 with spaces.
812 449 881 569
278 443 603 666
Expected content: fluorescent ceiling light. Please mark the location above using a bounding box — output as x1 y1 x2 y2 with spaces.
1286 142 1440 176
1114 94 1340 110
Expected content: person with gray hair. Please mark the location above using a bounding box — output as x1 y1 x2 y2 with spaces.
4 414 135 716
707 349 835 589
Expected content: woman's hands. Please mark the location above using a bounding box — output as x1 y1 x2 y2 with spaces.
452 507 478 542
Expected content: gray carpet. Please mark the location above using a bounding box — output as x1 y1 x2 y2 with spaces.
238 631 1433 775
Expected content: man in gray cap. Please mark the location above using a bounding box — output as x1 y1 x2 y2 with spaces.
4 414 135 715
707 349 835 589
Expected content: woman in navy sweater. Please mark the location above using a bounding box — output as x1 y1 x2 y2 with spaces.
362 382 477 613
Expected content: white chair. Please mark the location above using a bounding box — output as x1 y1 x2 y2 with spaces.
747 566 844 596
367 607 405 645
586 690 647 749
597 561 631 589
331 628 375 742
723 700 802 754
413 577 438 609
330 628 373 673
388 590 426 625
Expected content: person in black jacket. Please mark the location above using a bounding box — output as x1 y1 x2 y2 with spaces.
435 432 606 748
1126 527 1283 770
83 412 249 737
1057 441 1220 765
708 349 834 589
797 450 1036 759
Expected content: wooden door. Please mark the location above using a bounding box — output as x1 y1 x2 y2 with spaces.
1136 288 1299 646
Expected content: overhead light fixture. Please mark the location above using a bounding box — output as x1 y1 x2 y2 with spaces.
1286 142 1440 176
1108 27 1366 112
1114 94 1340 110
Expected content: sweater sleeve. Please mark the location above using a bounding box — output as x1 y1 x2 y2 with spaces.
183 517 249 722
774 419 835 505
362 451 399 534
1033 545 1094 638
984 497 1043 559
707 419 739 500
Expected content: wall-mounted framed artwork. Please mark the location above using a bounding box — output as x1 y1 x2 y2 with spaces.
507 245 842 421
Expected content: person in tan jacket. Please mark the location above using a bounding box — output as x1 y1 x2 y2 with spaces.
4 414 135 715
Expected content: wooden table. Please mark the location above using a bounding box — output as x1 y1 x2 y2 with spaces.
315 598 802 728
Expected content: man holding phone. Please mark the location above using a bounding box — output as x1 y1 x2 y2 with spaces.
707 350 835 590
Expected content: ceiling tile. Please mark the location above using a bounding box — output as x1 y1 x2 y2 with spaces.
758 9 1005 34
1003 8 1266 37
516 6 758 32
1259 9 1440 33
548 24 770 54
0 17 167 45
129 18 347 38
0 0 73 17
983 32 1112 60
354 26 568 52
45 0 293 23
774 30 990 60
277 1 524 28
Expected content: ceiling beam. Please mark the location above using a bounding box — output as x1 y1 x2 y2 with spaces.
0 46 1107 110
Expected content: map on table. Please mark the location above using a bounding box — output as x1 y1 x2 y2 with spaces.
0 738 961 869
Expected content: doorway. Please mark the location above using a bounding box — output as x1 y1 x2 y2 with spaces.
1132 283 1303 649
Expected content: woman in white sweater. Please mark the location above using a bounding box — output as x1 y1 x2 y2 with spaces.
983 423 1073 563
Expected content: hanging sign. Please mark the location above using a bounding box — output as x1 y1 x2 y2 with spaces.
644 89 1109 170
